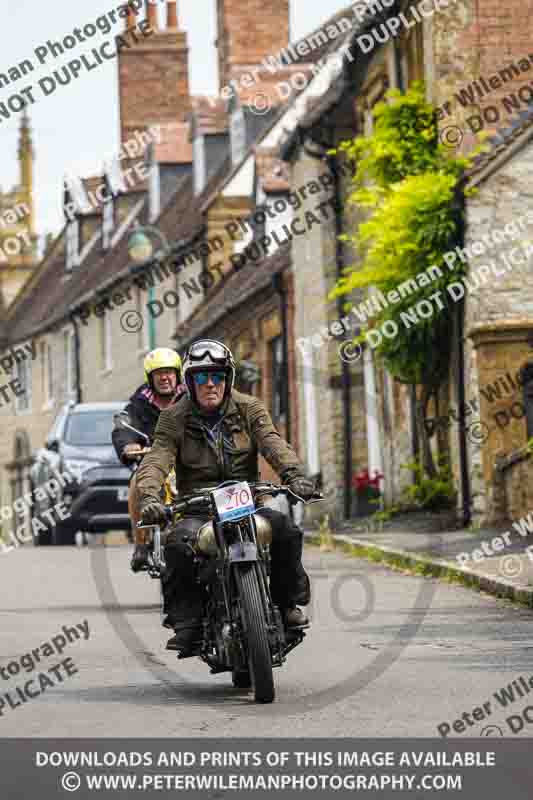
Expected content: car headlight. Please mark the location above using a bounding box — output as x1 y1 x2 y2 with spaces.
63 460 95 481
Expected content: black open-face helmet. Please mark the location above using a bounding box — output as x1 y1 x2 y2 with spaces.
182 339 236 409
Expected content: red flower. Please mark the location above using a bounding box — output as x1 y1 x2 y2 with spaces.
353 469 383 492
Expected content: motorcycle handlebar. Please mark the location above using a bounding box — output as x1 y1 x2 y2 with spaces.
138 483 324 528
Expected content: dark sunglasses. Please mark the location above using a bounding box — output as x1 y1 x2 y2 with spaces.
193 371 226 386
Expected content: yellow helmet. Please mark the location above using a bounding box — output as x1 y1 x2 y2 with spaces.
143 348 182 384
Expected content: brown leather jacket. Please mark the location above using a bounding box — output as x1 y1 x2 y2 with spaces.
136 389 304 505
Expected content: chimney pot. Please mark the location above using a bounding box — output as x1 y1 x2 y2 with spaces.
146 0 158 30
167 1 178 28
126 6 137 30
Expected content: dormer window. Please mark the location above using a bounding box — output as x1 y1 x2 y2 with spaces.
66 218 79 271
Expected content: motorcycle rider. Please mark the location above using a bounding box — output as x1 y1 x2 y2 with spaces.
112 347 185 572
136 339 315 655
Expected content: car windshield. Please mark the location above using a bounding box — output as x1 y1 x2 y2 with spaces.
64 411 116 446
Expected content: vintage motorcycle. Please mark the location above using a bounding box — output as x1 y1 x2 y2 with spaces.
139 480 322 703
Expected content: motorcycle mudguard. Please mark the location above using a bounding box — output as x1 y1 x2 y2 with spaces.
228 542 257 562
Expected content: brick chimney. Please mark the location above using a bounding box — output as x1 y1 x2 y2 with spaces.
216 0 290 91
118 0 191 145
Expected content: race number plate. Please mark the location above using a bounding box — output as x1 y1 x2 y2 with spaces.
117 487 129 502
213 481 255 522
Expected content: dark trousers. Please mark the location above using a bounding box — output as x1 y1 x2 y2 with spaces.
161 509 310 630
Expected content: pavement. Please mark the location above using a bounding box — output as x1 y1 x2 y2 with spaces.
310 511 533 608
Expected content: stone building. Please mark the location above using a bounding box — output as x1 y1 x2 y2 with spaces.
450 109 533 525
0 0 338 535
278 0 533 526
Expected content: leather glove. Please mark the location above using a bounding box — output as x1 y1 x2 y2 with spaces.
140 499 167 525
123 443 143 461
287 477 316 502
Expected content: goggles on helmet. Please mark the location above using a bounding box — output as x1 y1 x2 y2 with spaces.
187 340 230 364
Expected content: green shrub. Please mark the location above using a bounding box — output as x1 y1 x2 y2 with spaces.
400 458 456 511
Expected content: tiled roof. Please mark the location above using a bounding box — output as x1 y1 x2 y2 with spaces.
175 244 291 346
466 104 533 181
5 153 239 345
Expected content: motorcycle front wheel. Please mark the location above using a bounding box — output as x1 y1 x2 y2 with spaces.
237 564 275 703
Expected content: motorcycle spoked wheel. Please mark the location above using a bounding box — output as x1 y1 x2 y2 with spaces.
237 563 275 703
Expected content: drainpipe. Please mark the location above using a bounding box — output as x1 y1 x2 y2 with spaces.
330 158 352 521
272 272 291 444
69 313 82 404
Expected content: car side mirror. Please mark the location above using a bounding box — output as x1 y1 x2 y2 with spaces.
46 439 60 453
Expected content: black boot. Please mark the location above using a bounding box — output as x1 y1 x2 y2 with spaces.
284 607 309 628
166 621 203 656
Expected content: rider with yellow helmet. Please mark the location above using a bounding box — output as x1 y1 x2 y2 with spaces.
112 347 184 572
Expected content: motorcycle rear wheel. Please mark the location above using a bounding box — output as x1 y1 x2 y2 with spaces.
238 564 275 703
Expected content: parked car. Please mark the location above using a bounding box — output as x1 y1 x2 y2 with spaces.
30 401 131 545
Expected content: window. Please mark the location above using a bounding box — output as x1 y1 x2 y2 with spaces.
63 329 77 401
99 311 113 372
40 340 54 407
270 336 287 425
15 355 32 414
64 410 117 446
66 219 79 270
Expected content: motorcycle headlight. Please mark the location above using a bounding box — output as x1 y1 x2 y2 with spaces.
252 513 273 545
195 522 218 556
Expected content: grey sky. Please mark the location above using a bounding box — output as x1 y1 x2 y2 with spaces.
0 1 351 238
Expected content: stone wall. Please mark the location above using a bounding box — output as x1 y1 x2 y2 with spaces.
462 137 533 524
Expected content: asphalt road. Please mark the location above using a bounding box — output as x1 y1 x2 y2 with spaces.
1 541 533 738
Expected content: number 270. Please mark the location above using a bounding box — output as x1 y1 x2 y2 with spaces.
226 489 250 509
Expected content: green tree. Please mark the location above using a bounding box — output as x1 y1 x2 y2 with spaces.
330 83 480 477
